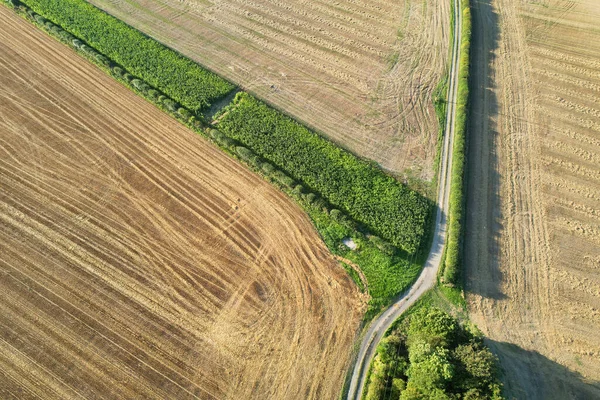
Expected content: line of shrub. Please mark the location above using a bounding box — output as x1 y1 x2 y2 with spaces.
443 0 472 286
3 0 426 311
16 0 234 113
217 92 432 255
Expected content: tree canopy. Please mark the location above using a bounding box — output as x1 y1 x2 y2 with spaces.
365 308 504 400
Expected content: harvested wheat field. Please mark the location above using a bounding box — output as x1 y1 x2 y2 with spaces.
0 7 365 399
465 0 600 398
87 0 449 178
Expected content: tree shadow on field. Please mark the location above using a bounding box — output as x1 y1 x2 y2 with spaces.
487 340 600 400
463 0 505 300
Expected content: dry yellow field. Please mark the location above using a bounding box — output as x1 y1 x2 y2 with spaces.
0 7 365 399
87 0 449 178
465 0 600 398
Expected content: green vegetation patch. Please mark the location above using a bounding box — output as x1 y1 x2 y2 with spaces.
339 262 365 293
217 93 432 254
365 306 503 400
19 0 234 112
305 204 422 312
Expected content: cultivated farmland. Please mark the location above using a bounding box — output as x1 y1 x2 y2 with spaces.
465 0 600 398
86 0 449 177
0 7 364 399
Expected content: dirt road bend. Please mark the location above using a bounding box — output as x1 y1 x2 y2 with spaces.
346 0 461 397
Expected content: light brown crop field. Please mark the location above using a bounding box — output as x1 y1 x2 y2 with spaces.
465 0 600 398
0 7 365 399
87 0 449 178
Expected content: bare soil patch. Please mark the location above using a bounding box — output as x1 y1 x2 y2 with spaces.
465 0 600 398
86 0 449 178
0 8 364 399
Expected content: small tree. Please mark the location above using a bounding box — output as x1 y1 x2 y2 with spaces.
236 146 254 161
292 184 304 194
407 308 458 348
261 162 275 175
304 193 317 204
162 98 178 113
210 129 234 148
95 54 110 67
58 30 73 43
177 107 192 121
146 89 159 100
131 79 149 92
112 66 123 77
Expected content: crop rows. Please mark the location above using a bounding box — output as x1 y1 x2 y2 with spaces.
217 92 432 254
18 0 234 112
0 6 365 397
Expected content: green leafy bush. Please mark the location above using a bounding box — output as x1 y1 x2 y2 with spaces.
365 307 503 400
218 92 432 254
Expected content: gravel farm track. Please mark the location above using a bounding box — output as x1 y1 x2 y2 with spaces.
465 0 600 398
87 0 449 178
0 7 366 399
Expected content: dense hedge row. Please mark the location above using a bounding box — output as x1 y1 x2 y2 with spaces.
18 0 234 112
443 0 472 285
217 93 432 254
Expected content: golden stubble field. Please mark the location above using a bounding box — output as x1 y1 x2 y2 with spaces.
465 0 600 398
0 7 365 399
87 0 449 178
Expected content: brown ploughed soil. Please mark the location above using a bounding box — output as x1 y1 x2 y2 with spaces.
465 0 600 398
87 0 449 178
0 7 365 399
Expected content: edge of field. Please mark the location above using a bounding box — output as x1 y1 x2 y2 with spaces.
1 0 438 328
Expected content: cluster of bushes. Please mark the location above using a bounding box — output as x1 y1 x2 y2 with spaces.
217 92 432 254
365 307 503 400
443 0 472 286
16 0 235 112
